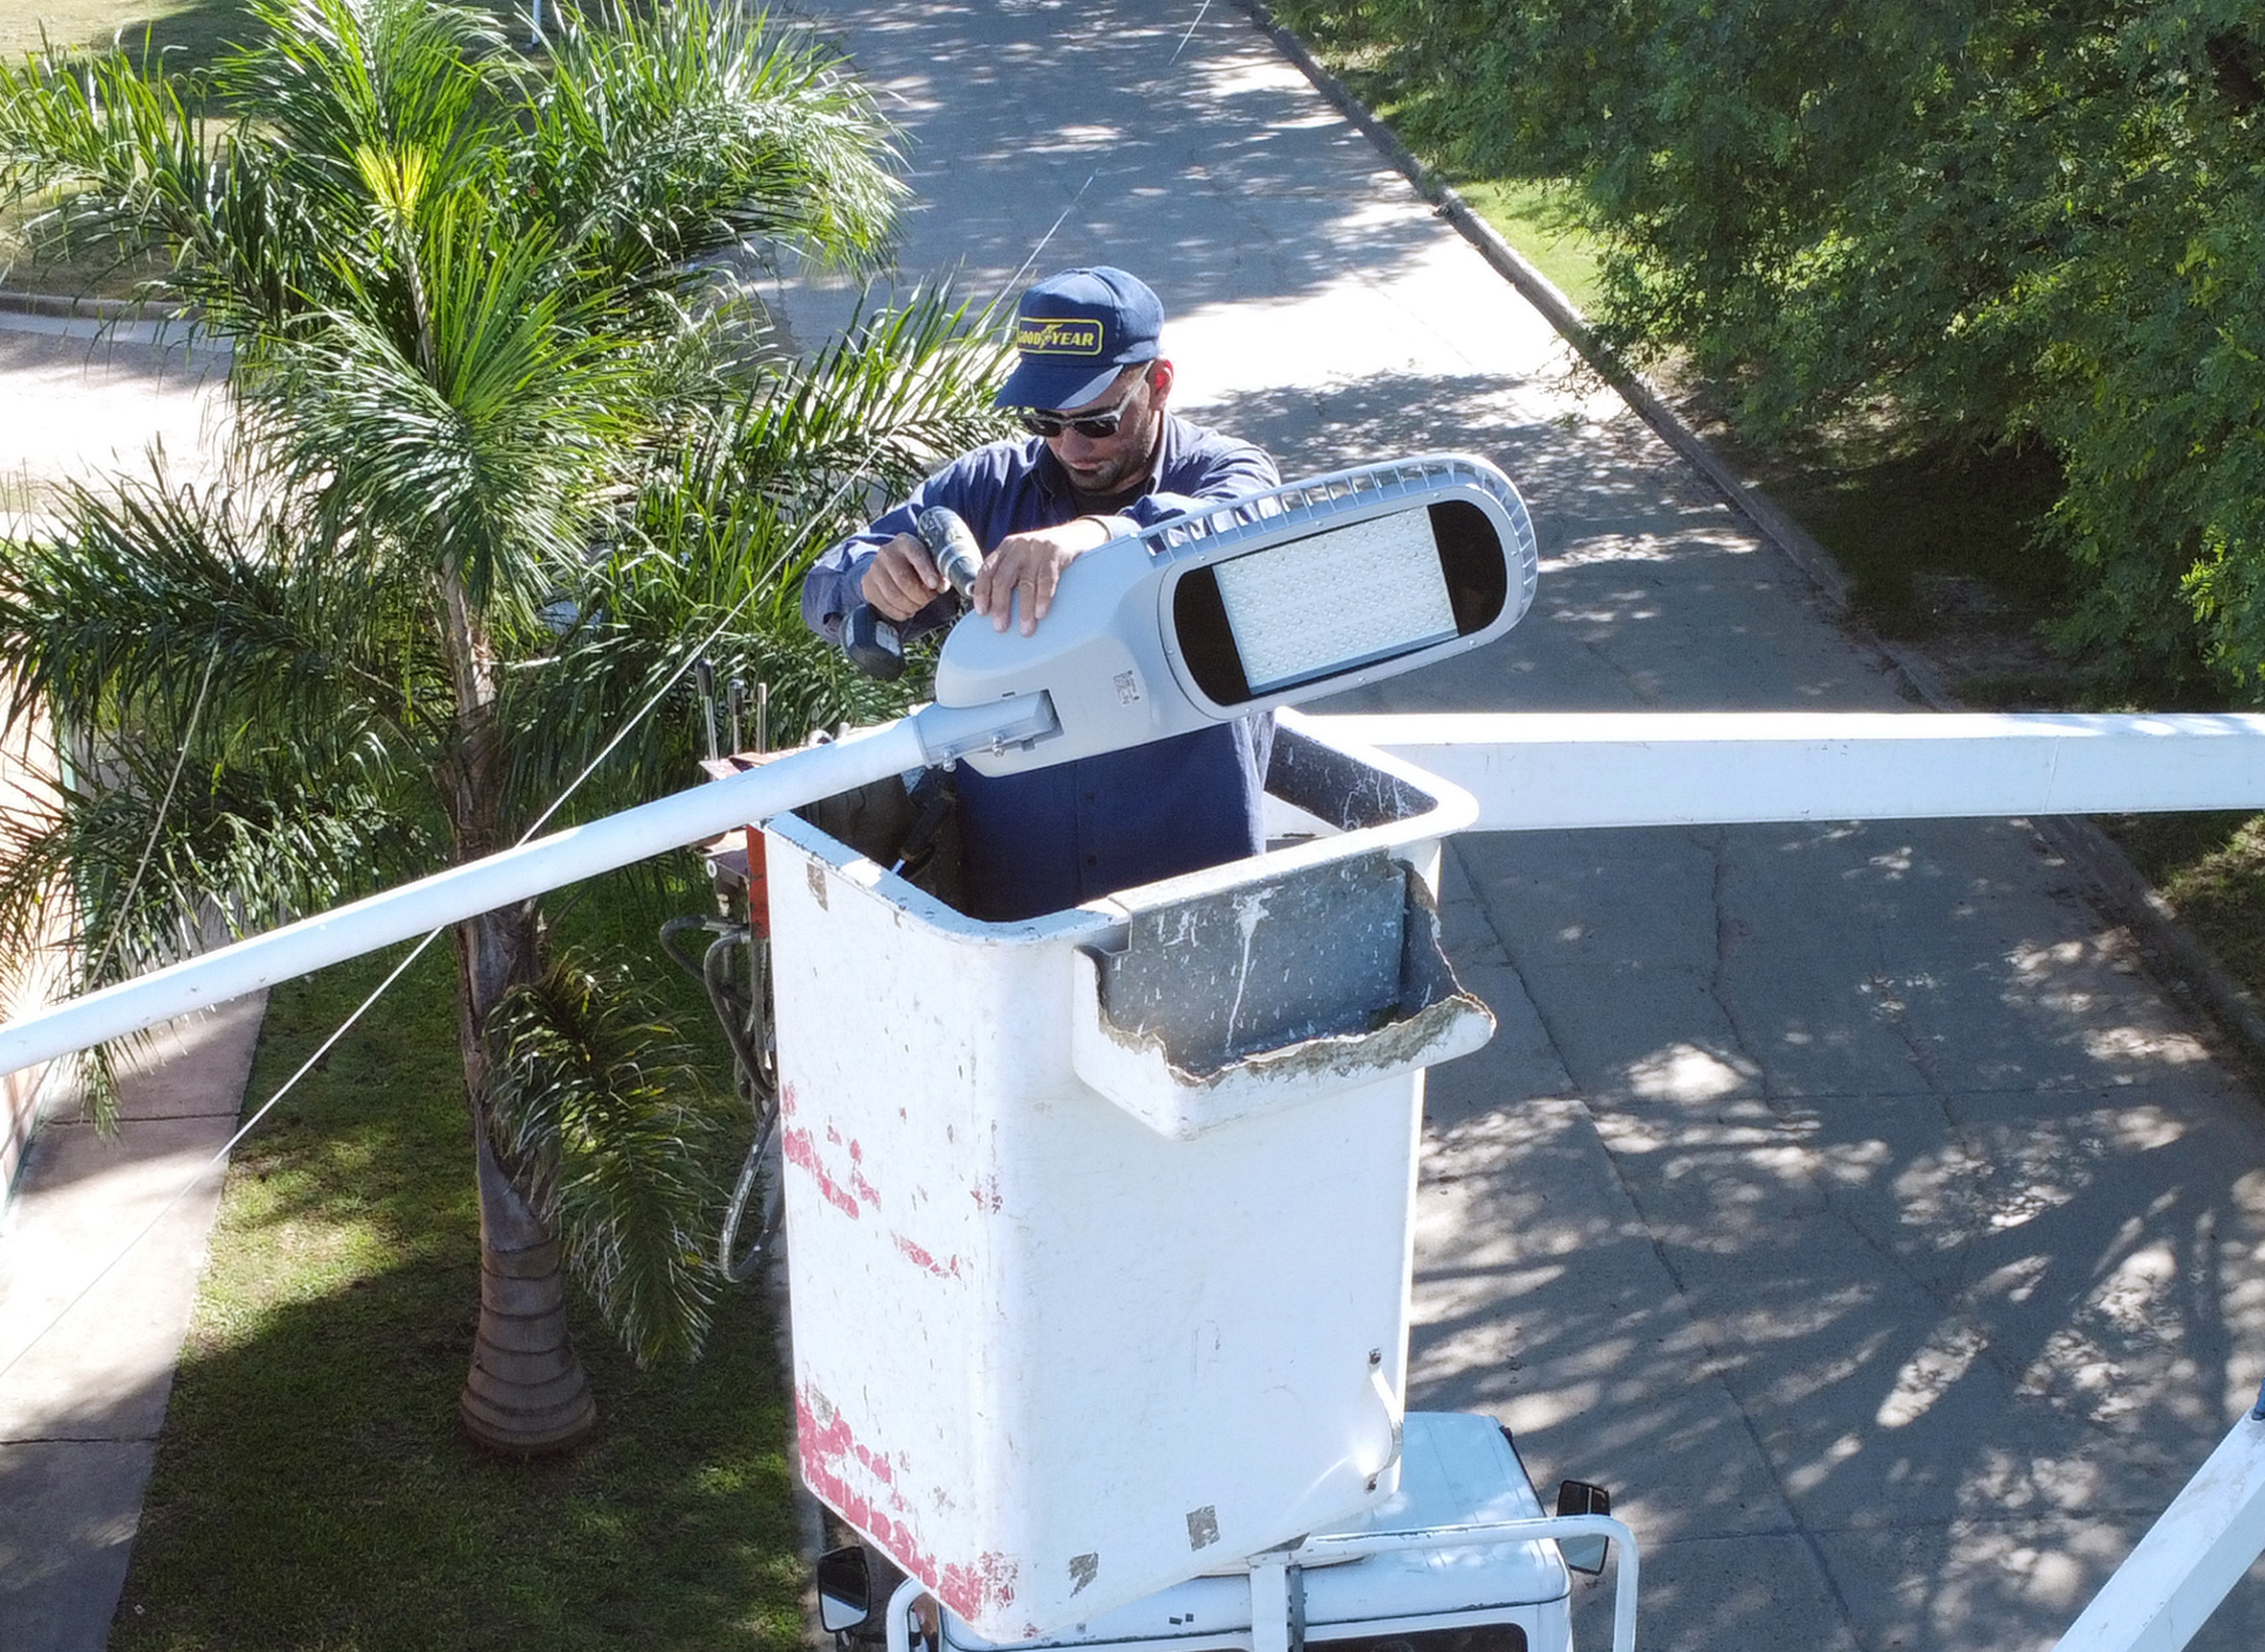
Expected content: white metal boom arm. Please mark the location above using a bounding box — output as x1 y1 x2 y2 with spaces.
2050 1394 2265 1652
0 696 1051 1081
1309 710 2265 829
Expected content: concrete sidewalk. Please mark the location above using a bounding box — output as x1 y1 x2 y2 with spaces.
0 314 228 532
0 996 263 1652
757 2 2265 1648
0 309 253 1650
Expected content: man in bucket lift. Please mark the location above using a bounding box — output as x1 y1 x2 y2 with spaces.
802 267 1281 922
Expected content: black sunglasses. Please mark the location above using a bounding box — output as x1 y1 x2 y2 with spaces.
1017 374 1144 440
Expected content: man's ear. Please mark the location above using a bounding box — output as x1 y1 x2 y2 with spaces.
1146 358 1175 410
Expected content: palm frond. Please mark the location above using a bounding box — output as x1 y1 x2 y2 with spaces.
220 0 513 223
720 284 1017 521
0 734 426 977
486 953 728 1365
0 467 433 766
0 43 231 301
0 463 445 1028
527 0 905 291
246 196 648 621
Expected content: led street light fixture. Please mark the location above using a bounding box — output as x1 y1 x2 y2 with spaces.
930 454 1540 776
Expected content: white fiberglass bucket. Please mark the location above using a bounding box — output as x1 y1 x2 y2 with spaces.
769 710 1492 1640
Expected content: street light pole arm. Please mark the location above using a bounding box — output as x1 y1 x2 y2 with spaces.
0 701 1057 1081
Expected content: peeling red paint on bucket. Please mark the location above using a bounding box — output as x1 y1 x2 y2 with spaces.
894 1232 963 1279
783 1123 862 1220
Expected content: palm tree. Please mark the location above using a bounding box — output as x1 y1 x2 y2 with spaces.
0 0 1010 1450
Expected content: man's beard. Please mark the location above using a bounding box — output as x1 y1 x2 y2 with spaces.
1062 414 1160 505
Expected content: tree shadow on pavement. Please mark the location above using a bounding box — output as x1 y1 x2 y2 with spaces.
1413 812 2265 1652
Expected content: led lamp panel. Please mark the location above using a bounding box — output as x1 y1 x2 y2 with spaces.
1211 510 1459 695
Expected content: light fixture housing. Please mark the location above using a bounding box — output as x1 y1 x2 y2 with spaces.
931 454 1539 777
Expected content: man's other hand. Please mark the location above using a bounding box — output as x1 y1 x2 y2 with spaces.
971 517 1121 637
860 532 946 621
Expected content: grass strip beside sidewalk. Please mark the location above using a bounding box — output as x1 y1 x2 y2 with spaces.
111 913 806 1652
2104 812 2265 1017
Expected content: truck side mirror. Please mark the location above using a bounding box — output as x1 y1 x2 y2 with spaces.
1554 1479 1612 1575
817 1545 874 1633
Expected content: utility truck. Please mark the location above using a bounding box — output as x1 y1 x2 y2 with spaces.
670 465 1635 1650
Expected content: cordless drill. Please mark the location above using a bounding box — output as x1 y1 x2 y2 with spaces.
841 507 985 681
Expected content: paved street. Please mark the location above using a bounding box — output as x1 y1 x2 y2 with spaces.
759 2 2265 1647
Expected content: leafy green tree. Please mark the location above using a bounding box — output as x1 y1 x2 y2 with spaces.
0 0 1008 1449
1277 0 2265 698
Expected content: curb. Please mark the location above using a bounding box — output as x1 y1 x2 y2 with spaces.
1240 0 2265 1078
0 289 193 322
2041 814 2265 1068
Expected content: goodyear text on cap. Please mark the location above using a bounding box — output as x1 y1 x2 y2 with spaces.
1014 317 1104 356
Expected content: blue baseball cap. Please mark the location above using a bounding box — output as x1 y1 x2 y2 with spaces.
995 267 1163 412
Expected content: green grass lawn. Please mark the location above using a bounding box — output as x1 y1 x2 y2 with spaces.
1452 178 1603 316
111 876 807 1652
2100 811 2265 1006
1702 421 2072 649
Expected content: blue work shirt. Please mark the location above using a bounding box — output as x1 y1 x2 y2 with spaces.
803 416 1281 922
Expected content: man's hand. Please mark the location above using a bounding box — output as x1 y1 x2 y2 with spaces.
971 517 1123 637
859 532 946 621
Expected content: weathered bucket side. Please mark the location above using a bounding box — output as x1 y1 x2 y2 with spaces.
768 711 1490 1640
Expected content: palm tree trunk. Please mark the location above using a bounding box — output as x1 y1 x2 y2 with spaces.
441 573 595 1454
455 903 595 1454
